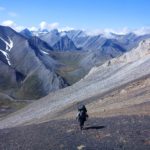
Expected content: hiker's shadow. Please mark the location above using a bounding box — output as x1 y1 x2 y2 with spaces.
84 125 105 130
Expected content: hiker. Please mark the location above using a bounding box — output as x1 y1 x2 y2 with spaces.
77 105 88 130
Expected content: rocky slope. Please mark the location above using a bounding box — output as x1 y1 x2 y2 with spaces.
0 116 149 150
0 38 150 129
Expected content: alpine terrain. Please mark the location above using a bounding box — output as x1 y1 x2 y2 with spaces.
0 25 150 150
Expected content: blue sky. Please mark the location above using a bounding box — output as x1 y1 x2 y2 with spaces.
0 0 150 32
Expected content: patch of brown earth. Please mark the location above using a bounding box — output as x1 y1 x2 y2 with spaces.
56 76 150 120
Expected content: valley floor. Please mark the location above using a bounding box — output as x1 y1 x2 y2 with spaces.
0 115 150 150
0 100 31 120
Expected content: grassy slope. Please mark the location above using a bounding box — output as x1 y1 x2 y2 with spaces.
50 51 89 85
16 74 45 100
0 93 28 119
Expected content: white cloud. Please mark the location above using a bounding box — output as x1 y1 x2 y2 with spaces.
29 26 38 31
133 27 150 35
86 27 131 36
1 20 16 27
0 6 5 11
1 20 25 31
104 27 130 35
1 19 150 36
1 20 60 32
8 12 18 17
39 22 74 32
39 21 47 30
86 27 150 36
59 26 74 32
15 25 25 31
39 21 59 30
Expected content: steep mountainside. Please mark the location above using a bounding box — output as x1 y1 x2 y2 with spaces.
40 29 61 46
0 39 150 128
111 32 150 50
0 26 67 100
20 28 33 39
1 26 150 101
52 35 80 51
65 30 89 48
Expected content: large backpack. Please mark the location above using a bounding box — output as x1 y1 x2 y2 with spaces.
78 105 87 112
78 110 86 121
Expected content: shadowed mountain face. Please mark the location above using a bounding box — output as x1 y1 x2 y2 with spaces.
38 29 61 46
0 26 67 100
20 28 33 39
53 35 80 51
29 36 53 52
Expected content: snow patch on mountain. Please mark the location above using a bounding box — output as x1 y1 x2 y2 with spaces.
0 49 11 65
0 36 13 51
41 50 49 55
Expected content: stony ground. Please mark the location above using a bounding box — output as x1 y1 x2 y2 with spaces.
0 115 150 150
53 76 150 122
0 69 150 150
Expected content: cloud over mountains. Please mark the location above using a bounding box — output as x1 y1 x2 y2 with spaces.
1 20 150 36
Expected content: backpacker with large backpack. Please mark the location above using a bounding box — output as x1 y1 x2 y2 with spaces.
77 105 88 130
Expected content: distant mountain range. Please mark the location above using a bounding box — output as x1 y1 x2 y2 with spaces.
21 28 150 51
1 25 150 100
21 28 150 68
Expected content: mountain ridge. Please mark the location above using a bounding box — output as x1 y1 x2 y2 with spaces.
0 25 67 100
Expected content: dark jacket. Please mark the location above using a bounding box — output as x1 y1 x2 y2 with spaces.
77 105 88 121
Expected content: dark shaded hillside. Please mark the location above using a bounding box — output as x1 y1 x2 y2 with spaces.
53 35 80 51
49 51 88 84
0 115 150 150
